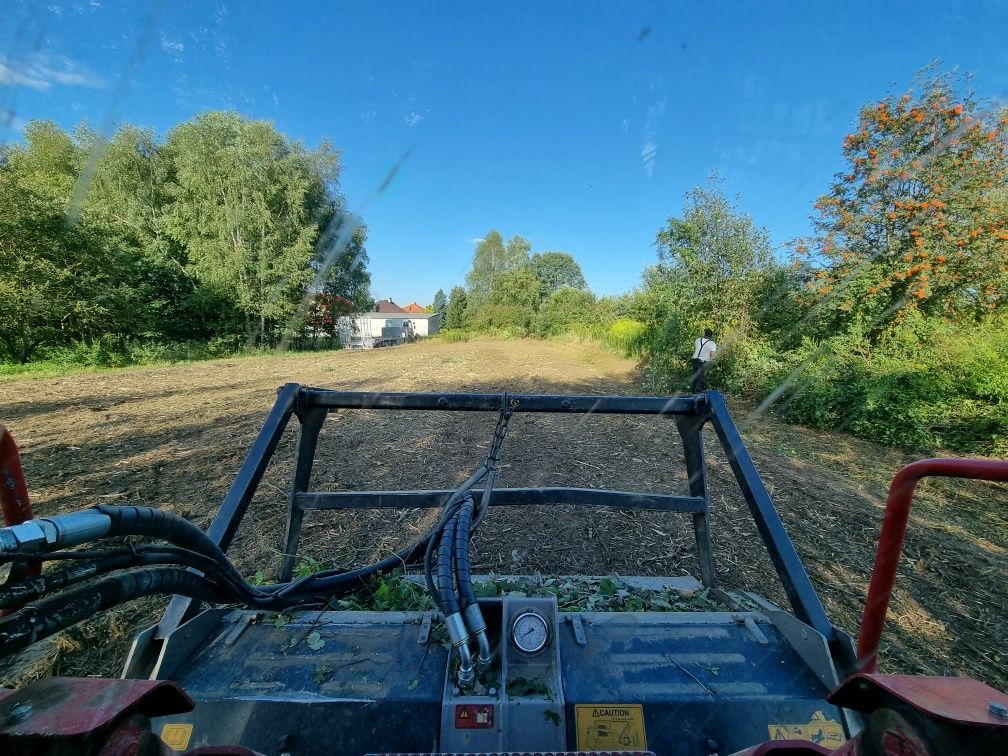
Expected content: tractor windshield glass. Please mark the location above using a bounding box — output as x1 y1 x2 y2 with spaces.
1 0 1006 721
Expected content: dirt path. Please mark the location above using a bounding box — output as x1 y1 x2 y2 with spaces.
1 336 1005 688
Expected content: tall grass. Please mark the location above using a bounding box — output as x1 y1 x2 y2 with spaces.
565 319 647 356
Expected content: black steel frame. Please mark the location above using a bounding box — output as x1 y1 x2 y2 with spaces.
156 385 854 672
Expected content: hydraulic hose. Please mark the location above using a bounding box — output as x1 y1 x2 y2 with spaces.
284 482 479 599
287 463 490 599
0 505 268 603
435 516 477 689
97 506 258 596
0 464 493 617
0 546 259 610
453 495 492 670
473 465 498 529
454 496 478 610
0 567 229 656
420 466 489 601
436 517 460 615
0 558 114 610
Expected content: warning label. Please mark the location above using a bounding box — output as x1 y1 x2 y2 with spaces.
575 703 647 751
768 710 844 746
160 723 193 750
455 703 494 729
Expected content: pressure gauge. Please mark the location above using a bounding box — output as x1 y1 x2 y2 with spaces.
511 610 550 655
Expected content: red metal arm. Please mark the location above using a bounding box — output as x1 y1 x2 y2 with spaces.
857 457 1008 672
0 423 34 529
1 423 40 617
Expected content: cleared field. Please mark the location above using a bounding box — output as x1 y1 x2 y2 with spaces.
0 336 1005 689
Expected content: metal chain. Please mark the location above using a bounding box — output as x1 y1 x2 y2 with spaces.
485 396 513 468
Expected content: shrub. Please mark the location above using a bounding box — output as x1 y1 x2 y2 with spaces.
534 288 597 336
607 318 647 355
473 304 535 334
434 329 472 343
640 312 785 396
766 316 1008 456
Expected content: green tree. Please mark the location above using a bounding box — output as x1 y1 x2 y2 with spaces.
3 120 80 203
475 265 543 333
490 265 543 311
0 113 371 363
535 287 597 335
77 124 204 338
638 178 778 392
0 172 139 362
464 231 532 307
651 178 775 331
800 69 1008 332
432 288 447 312
164 112 338 345
531 251 586 295
317 223 373 341
444 286 469 329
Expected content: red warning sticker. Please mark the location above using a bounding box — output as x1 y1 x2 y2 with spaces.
454 703 494 729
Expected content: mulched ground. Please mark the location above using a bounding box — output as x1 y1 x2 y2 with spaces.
1 336 1005 689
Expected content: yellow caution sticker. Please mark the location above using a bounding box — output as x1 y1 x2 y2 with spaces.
768 710 844 746
160 722 194 750
575 703 647 751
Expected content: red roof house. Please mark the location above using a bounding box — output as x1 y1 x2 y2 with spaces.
374 298 406 313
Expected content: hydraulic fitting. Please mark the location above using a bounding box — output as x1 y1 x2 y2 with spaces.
0 509 112 555
0 520 56 554
463 602 493 672
444 611 470 647
445 612 476 690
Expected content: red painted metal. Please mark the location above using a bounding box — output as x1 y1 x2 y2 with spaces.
727 740 832 755
856 457 1008 672
0 676 194 739
740 672 1008 755
95 714 262 756
830 673 1008 728
96 712 173 756
0 677 269 754
0 423 40 618
0 423 33 530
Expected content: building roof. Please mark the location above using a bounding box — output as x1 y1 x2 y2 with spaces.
402 302 426 313
355 312 441 319
374 298 406 313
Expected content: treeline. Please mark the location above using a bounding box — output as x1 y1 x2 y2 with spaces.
0 112 372 365
443 71 1008 455
437 231 640 343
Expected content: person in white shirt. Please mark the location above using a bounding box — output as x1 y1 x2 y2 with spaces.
689 328 717 392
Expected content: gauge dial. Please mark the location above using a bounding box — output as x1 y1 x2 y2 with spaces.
511 610 549 654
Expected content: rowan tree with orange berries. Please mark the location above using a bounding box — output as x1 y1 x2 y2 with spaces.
800 71 1008 334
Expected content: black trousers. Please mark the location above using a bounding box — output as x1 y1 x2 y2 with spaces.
689 358 710 392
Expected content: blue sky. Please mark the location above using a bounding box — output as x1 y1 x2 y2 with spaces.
3 1 1007 304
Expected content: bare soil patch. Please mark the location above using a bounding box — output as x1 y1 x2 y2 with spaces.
1 337 1005 689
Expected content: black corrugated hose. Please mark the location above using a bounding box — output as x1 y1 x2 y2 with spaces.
98 505 261 600
0 545 258 610
435 516 460 615
453 495 478 609
0 568 228 654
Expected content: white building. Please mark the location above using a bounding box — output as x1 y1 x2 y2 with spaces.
338 312 441 348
